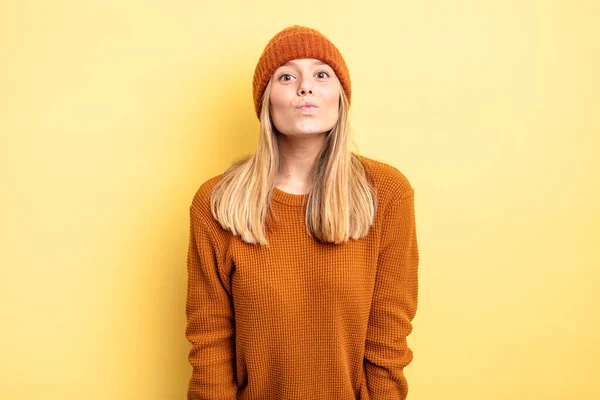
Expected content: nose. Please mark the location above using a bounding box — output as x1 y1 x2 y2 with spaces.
298 76 313 96
298 87 313 96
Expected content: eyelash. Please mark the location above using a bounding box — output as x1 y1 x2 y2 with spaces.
278 70 330 82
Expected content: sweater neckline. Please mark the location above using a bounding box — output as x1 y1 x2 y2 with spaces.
272 186 309 207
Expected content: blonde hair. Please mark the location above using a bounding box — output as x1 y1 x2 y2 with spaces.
209 78 378 246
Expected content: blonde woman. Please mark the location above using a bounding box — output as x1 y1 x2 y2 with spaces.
185 25 419 400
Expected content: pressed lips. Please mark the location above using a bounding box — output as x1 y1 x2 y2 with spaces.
297 101 319 112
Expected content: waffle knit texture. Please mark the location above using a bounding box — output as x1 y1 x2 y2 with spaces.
252 25 351 120
185 154 419 400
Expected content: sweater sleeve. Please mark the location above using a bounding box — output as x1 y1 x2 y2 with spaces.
364 189 419 399
185 204 237 400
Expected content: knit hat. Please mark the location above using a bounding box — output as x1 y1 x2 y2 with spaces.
252 25 351 120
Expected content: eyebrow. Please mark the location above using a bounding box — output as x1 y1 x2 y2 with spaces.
281 60 327 67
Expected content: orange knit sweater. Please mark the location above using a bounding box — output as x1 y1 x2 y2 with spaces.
185 155 419 399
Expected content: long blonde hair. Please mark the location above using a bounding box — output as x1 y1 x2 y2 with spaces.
209 77 378 246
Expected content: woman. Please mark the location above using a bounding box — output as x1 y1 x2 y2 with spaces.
185 25 419 400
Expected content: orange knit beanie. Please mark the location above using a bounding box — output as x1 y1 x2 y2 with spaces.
252 25 351 120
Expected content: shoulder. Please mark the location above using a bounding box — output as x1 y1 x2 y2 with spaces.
189 173 223 219
354 153 414 202
189 155 252 214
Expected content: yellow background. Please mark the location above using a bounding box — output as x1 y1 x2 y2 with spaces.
1 1 598 399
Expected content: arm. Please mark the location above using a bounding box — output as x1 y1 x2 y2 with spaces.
185 204 237 400
364 189 419 399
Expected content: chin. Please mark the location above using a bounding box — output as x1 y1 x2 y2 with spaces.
296 121 331 132
295 127 326 135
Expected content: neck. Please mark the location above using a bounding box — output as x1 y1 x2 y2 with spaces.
275 132 327 189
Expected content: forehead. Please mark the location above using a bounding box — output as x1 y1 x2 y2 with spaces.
278 59 328 68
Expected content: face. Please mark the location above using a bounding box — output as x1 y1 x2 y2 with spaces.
269 58 340 137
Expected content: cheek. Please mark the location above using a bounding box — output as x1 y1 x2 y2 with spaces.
322 85 340 107
269 87 282 107
269 88 293 111
324 91 340 124
324 92 340 116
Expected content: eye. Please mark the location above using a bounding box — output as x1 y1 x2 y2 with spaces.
277 70 331 82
